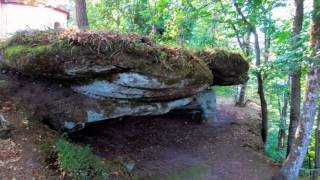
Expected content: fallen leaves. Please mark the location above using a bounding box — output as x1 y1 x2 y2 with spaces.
0 139 22 168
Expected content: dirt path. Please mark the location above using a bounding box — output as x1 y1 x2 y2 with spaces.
0 70 280 180
0 93 279 179
70 97 279 180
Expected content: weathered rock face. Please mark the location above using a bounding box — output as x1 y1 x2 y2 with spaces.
0 72 204 131
0 30 248 131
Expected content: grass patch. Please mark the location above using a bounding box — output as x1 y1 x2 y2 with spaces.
40 137 134 179
41 137 111 180
55 138 109 180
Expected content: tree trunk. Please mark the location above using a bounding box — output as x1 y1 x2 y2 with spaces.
278 129 286 150
221 2 250 108
264 22 271 64
252 29 268 143
287 72 301 155
314 107 320 178
257 70 268 143
75 0 89 30
236 83 247 106
278 84 289 150
277 94 285 150
236 33 250 107
232 0 268 143
287 0 304 156
278 0 320 179
279 66 320 180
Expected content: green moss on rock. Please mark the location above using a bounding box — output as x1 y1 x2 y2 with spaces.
1 30 214 86
1 30 249 86
196 49 249 85
5 44 52 59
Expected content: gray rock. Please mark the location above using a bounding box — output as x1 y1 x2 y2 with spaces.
0 72 199 131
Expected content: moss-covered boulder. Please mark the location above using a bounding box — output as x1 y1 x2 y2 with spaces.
197 50 249 86
0 30 249 131
0 30 215 101
0 30 248 86
1 30 212 82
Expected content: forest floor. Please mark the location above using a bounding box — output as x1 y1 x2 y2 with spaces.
0 93 279 179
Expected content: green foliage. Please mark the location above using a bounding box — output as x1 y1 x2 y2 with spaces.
213 86 237 98
265 112 287 162
86 0 236 48
265 135 286 162
55 138 109 180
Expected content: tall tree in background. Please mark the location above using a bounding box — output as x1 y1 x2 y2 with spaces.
232 0 268 143
287 0 304 156
279 0 320 178
75 0 89 30
219 0 249 107
278 78 290 150
234 31 250 107
235 33 250 107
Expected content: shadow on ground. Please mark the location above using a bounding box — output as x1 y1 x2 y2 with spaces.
70 97 279 180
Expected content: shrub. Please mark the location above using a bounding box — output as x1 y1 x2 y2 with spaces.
55 139 108 180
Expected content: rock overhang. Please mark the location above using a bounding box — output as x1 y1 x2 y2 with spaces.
0 29 249 131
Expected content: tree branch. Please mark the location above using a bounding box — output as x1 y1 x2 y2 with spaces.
219 0 247 54
231 0 253 31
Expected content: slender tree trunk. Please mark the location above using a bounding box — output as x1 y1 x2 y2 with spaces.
252 29 268 143
232 0 268 143
278 84 289 150
236 84 247 106
278 1 320 179
278 129 286 150
259 24 271 144
277 95 284 150
236 33 250 107
264 23 271 64
75 0 89 30
287 0 304 156
314 107 320 178
257 70 268 143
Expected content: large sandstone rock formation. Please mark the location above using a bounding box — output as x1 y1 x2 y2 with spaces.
0 30 249 131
